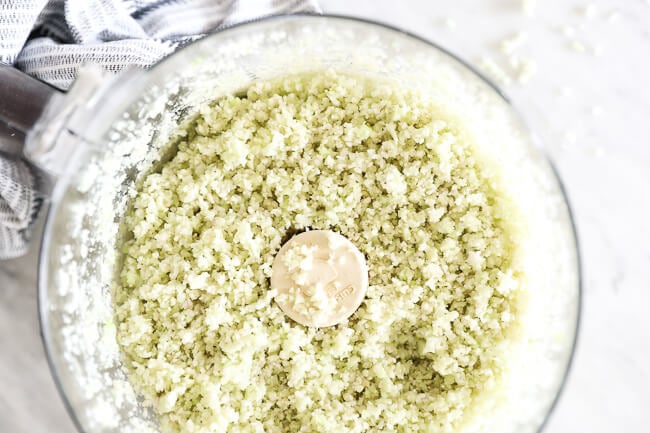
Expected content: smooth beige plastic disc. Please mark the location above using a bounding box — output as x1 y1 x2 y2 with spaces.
271 230 368 327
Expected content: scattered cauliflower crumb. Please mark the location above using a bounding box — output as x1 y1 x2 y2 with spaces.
444 17 457 30
115 71 525 433
570 40 586 52
515 58 537 84
479 56 512 86
579 3 598 19
568 39 603 56
521 0 537 16
499 32 528 55
507 55 537 83
591 43 604 56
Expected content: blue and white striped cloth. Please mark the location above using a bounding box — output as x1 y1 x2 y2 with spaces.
0 0 319 259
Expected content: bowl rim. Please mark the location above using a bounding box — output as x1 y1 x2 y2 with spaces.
37 12 582 433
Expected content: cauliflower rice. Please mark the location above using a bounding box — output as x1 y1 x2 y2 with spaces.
115 71 525 433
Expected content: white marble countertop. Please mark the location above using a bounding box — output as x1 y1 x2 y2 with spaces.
1 0 649 432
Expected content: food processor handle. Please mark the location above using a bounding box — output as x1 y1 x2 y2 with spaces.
0 63 62 138
0 63 116 177
0 62 72 177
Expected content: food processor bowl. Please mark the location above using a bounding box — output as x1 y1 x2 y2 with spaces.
28 15 580 433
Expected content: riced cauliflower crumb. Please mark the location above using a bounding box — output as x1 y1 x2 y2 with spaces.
115 71 525 433
380 164 407 197
514 58 537 84
606 10 621 21
499 32 528 56
579 3 598 19
479 56 512 86
443 17 457 30
277 243 338 319
591 44 604 56
570 40 587 52
521 0 536 16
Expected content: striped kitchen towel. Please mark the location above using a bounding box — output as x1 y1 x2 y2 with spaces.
0 0 320 259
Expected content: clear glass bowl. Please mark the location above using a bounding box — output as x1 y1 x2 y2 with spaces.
37 14 580 433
